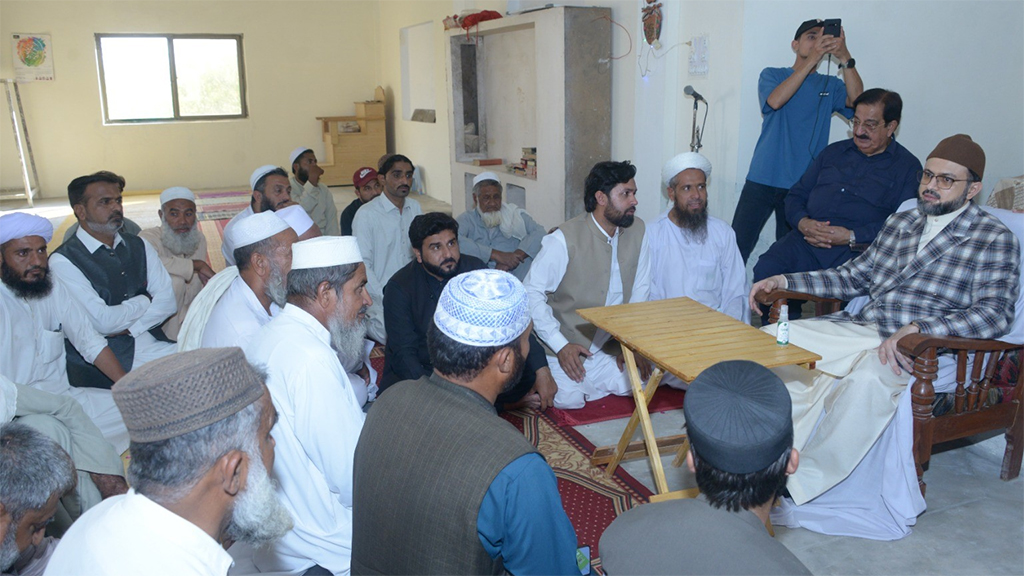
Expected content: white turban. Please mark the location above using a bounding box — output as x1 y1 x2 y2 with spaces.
289 147 312 167
160 186 196 206
275 205 315 236
291 236 362 270
227 212 289 250
473 172 501 187
433 269 530 347
662 152 712 189
250 165 281 191
0 212 53 245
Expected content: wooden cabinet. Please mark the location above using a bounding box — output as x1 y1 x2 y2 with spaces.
317 87 387 186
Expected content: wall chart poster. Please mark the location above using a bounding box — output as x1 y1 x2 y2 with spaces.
12 33 55 82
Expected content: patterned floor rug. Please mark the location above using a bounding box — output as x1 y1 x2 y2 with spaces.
547 386 686 427
500 408 652 573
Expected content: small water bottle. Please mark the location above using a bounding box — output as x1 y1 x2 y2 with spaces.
776 304 790 346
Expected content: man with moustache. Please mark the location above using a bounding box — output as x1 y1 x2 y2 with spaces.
45 348 293 576
245 236 371 575
381 213 557 410
288 147 340 236
353 269 579 575
201 213 297 350
753 88 920 322
138 187 214 341
352 154 423 343
524 161 651 409
1 213 131 453
222 165 297 266
50 171 177 389
456 172 547 281
340 167 383 236
749 135 1020 538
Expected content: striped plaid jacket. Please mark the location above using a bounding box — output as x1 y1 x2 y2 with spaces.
786 202 1020 339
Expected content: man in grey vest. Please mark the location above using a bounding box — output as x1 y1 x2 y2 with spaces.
600 360 810 575
49 171 177 390
352 269 579 575
523 160 652 409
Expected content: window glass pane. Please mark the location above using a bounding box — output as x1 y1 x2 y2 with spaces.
173 38 242 116
99 37 173 120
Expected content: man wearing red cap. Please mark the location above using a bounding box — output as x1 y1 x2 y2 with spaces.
750 134 1020 539
340 167 383 236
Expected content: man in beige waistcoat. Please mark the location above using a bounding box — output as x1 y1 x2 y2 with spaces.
523 161 651 409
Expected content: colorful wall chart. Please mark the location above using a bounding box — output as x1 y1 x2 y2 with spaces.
12 34 55 82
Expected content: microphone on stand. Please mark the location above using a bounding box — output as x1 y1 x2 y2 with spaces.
683 85 706 103
684 86 707 152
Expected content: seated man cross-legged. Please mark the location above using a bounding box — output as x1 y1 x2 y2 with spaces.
749 134 1020 539
382 212 556 410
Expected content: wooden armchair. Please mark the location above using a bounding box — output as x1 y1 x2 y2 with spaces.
760 289 1024 496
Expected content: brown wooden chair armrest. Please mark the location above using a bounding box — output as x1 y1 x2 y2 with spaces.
897 333 1019 357
759 289 841 306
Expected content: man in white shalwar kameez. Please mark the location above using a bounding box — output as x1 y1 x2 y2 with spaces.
222 165 296 266
0 213 131 453
648 153 749 389
244 236 371 575
524 161 651 409
749 135 1020 539
288 147 340 236
201 213 297 350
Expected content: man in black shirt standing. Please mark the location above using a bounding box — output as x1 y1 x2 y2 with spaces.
381 212 556 410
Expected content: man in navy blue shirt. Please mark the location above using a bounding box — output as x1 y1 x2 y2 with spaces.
732 18 863 263
752 88 921 321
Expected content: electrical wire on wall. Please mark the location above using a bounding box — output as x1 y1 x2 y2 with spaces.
594 14 633 65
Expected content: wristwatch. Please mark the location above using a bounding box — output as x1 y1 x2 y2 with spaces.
839 58 856 69
848 230 857 247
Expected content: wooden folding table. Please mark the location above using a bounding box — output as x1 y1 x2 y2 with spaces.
577 297 820 502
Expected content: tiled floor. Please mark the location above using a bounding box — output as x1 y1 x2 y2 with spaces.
7 189 1021 575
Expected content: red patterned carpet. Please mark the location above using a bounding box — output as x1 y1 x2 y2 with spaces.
547 386 686 426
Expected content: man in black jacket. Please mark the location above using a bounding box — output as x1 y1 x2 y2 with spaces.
380 212 556 410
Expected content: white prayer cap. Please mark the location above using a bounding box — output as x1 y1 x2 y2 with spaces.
0 212 53 245
250 164 282 191
433 269 530 347
291 236 362 270
289 147 313 167
472 171 501 187
662 152 712 189
159 186 196 206
227 212 289 250
275 204 315 236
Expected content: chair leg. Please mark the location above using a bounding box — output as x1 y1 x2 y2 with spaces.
911 351 939 496
1001 399 1023 480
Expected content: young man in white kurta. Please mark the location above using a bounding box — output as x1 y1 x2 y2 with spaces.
244 236 370 575
289 147 341 236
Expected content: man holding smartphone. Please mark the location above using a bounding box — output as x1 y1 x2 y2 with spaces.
732 18 863 263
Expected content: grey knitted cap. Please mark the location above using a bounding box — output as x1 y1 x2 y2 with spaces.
683 360 793 474
112 347 264 443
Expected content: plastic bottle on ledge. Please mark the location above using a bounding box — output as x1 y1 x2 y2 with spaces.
776 304 790 346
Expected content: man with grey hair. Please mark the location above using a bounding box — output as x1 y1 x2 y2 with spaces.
1 423 76 576
457 172 547 281
222 165 295 265
45 348 291 575
201 213 298 349
245 236 371 575
139 187 214 340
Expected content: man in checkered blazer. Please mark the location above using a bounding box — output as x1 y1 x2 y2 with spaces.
747 134 1020 539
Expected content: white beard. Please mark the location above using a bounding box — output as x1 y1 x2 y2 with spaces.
328 304 368 367
477 207 503 229
224 448 294 546
160 220 202 257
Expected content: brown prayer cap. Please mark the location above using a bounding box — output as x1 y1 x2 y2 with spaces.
112 348 264 443
928 134 985 180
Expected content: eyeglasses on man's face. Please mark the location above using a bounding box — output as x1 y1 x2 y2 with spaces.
917 169 972 191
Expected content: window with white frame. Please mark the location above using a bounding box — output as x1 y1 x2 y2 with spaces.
95 34 247 123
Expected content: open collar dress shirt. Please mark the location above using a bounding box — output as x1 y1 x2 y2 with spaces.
525 213 651 354
44 489 233 576
200 275 279 349
244 305 366 575
49 227 176 340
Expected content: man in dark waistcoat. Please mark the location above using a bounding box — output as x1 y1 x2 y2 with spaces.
49 171 177 390
353 269 578 575
381 212 557 411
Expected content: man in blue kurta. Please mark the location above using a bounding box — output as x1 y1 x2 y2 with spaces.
731 18 863 263
352 269 578 575
753 89 921 321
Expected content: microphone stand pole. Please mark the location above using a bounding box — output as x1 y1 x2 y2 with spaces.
689 99 703 153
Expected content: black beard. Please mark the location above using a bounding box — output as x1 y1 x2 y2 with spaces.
1 262 53 299
296 167 309 183
422 258 459 280
502 343 527 394
671 203 709 242
918 189 969 216
605 206 635 228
